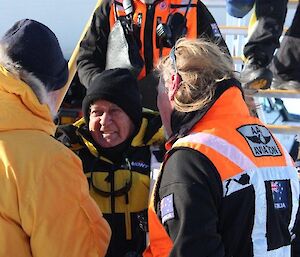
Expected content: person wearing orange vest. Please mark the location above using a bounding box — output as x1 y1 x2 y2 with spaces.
145 37 300 257
77 0 229 110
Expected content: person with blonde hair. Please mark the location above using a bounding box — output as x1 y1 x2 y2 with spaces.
144 37 300 257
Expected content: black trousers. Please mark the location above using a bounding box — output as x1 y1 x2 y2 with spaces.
269 2 300 81
244 0 300 81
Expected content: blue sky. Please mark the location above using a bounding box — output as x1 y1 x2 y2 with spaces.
0 0 95 58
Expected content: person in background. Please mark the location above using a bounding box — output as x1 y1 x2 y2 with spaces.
0 19 111 257
240 0 300 90
77 0 229 110
145 37 300 257
56 68 165 257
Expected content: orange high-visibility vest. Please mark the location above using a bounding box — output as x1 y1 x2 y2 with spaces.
144 87 299 257
109 0 198 79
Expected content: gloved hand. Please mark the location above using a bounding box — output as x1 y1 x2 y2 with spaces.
55 124 83 150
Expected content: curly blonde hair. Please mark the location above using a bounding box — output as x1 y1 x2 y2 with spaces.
157 37 236 112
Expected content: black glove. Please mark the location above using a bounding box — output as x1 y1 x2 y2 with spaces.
55 124 82 150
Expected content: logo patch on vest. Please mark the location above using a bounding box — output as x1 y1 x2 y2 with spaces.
270 180 289 209
130 161 149 170
160 194 175 224
237 125 282 157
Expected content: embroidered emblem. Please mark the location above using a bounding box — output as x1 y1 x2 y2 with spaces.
270 180 289 209
159 1 167 10
160 194 175 224
237 125 282 157
130 161 149 169
210 23 221 37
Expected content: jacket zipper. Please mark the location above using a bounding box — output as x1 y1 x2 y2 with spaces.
144 4 155 74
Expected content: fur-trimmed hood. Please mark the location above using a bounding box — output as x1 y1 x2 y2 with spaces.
0 64 56 135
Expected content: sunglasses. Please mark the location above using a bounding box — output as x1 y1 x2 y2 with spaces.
157 46 180 94
158 75 168 94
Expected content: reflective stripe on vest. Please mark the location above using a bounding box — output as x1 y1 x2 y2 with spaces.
109 0 198 79
175 132 257 171
174 132 295 174
145 88 299 257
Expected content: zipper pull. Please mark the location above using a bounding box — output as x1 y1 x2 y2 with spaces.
137 13 142 27
125 158 132 170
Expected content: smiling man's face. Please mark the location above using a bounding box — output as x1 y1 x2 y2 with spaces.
89 99 135 148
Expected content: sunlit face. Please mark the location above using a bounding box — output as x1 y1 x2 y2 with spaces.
89 99 135 148
157 75 173 138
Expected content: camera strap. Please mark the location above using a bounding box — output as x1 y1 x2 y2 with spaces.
156 0 193 56
183 0 192 19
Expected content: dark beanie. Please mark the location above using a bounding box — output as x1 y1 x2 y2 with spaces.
0 19 68 91
82 68 142 128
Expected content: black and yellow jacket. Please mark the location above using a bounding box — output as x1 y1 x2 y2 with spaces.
56 110 165 257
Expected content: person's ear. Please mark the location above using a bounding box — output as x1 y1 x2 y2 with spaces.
168 73 181 100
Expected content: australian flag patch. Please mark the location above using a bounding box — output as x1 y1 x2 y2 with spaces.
270 180 289 209
160 194 175 224
210 23 221 37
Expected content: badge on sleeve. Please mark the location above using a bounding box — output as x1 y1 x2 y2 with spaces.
160 194 175 224
210 23 221 38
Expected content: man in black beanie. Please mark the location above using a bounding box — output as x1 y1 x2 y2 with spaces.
0 19 111 257
56 68 165 257
82 68 143 138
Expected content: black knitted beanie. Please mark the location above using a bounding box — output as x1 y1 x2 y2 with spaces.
1 19 68 91
82 68 142 128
